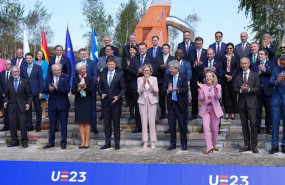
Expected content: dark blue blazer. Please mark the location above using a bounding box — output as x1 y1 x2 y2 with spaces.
200 59 224 82
74 59 97 84
177 41 195 62
189 49 207 83
21 64 44 96
165 59 192 81
0 70 12 95
48 55 71 78
269 66 285 106
162 73 188 112
260 44 277 61
11 57 27 70
128 55 157 89
146 46 163 59
44 73 70 111
247 53 259 71
209 42 226 61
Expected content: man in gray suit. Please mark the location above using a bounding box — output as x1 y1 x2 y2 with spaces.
235 32 251 58
97 45 121 74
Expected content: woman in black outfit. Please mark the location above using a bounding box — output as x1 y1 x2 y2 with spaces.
220 43 239 120
71 62 95 148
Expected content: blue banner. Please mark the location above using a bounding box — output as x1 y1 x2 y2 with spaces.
0 160 283 184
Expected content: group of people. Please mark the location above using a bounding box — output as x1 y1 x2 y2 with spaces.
1 30 285 155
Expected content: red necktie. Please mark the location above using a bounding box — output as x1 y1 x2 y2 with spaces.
16 59 21 67
217 42 220 61
242 43 245 55
197 50 201 61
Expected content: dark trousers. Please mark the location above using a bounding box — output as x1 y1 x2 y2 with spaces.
9 106 28 142
168 101 187 145
91 91 97 129
3 106 9 129
222 81 237 114
256 88 272 131
131 89 141 127
27 95 42 129
271 103 285 147
48 109 68 145
158 83 166 116
190 81 198 116
125 80 134 117
103 101 121 145
239 104 258 147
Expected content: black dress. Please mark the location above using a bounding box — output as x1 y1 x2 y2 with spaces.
71 75 95 123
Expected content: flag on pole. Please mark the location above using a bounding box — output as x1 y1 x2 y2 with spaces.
65 25 75 86
23 23 30 55
41 26 50 62
90 28 99 63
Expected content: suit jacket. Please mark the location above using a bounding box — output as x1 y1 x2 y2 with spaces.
99 45 120 57
4 77 33 114
235 42 251 58
209 42 226 61
44 73 70 111
252 60 276 96
269 66 285 106
48 55 71 78
198 84 223 118
220 55 240 83
128 55 157 89
234 71 260 110
260 44 277 60
177 41 195 62
122 43 139 60
146 46 163 59
247 53 259 71
11 57 27 70
0 70 12 95
189 48 207 83
137 76 159 104
98 69 126 106
122 56 135 81
74 59 97 83
165 59 192 81
200 59 224 82
156 55 175 84
162 73 188 112
97 56 121 74
21 64 44 96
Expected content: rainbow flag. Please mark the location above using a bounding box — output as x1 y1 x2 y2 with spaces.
41 27 50 62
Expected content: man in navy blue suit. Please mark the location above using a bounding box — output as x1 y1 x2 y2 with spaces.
74 48 98 133
177 31 195 62
248 42 260 67
48 45 71 78
209 31 226 61
146 36 162 59
11 48 27 70
129 42 157 133
122 33 139 60
99 36 120 57
43 63 70 149
268 55 285 154
21 53 44 132
0 59 12 131
163 60 188 151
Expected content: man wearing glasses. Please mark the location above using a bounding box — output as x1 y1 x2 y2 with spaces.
99 36 120 57
209 31 226 62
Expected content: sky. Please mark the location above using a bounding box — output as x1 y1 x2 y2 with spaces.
21 0 253 50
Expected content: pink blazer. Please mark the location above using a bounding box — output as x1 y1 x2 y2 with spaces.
0 59 5 72
198 84 223 118
137 76 159 104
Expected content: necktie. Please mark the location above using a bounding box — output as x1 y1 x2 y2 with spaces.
197 50 201 61
55 77 59 85
186 42 189 53
140 55 144 67
217 42 220 61
253 55 256 63
14 79 18 93
6 71 9 82
153 47 156 58
16 59 21 67
242 43 245 54
108 72 113 86
209 61 212 71
243 72 247 84
172 75 177 101
56 56 60 63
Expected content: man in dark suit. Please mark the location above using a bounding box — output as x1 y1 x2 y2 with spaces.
122 33 139 60
189 37 207 120
11 48 27 70
275 43 285 66
163 60 188 150
234 57 260 153
235 32 251 58
98 56 126 150
74 48 98 133
48 45 71 78
177 31 195 62
247 42 260 68
146 36 162 59
43 63 70 149
209 31 226 61
99 36 120 57
252 49 276 134
0 59 12 131
268 55 285 154
156 44 175 119
4 66 32 148
129 42 157 133
21 53 44 132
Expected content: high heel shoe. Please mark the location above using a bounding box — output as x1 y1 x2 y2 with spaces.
143 142 148 149
214 147 219 151
151 142 155 149
79 145 84 149
203 148 213 154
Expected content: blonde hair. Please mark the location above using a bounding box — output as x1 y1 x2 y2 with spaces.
142 64 153 75
263 33 272 42
203 71 218 85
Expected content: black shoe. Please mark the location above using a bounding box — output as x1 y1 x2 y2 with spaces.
61 144 66 149
199 129 204 134
22 143 28 148
128 114 134 121
83 146 89 149
269 147 279 154
7 141 19 147
218 130 221 134
27 127 33 131
257 129 261 134
43 143 55 149
159 115 166 120
181 144 187 151
92 127 98 134
186 128 190 134
123 103 129 107
79 145 84 149
190 114 197 120
281 145 285 153
132 127 142 133
100 144 111 149
55 129 59 132
266 129 272 135
167 144 176 150
0 127 9 131
164 129 170 134
115 144 120 150
36 129 41 132
99 115 104 120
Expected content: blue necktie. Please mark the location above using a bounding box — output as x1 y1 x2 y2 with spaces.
27 66 32 77
172 75 177 101
153 48 156 58
14 79 18 93
140 55 144 67
186 42 189 53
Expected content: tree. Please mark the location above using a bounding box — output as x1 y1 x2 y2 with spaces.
137 0 150 20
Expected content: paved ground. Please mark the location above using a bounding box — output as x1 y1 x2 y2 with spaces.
0 143 284 167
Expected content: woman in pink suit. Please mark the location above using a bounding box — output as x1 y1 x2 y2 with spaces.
137 64 159 149
197 71 223 154
0 49 6 72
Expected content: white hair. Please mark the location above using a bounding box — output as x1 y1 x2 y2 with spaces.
75 62 86 71
168 60 180 69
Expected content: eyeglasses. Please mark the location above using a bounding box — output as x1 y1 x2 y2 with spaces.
226 48 233 50
280 47 285 49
